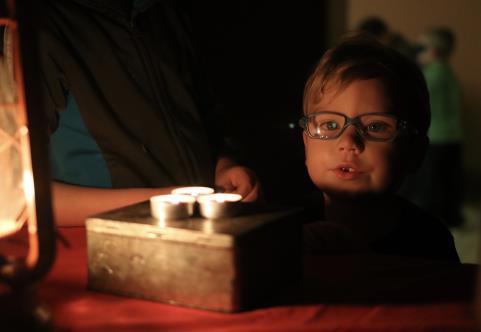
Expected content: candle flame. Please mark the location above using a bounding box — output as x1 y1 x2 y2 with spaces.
0 218 21 237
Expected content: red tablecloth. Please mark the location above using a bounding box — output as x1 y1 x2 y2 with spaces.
21 228 481 331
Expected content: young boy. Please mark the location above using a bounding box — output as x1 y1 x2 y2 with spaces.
300 35 459 262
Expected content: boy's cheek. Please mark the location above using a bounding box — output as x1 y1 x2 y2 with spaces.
305 156 329 188
304 148 322 171
304 138 326 154
304 141 332 173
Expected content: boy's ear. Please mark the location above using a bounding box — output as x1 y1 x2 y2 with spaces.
404 135 429 172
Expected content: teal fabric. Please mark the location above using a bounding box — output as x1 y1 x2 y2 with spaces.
423 61 463 144
49 93 112 188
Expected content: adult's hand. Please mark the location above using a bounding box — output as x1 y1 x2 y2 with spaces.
215 157 261 202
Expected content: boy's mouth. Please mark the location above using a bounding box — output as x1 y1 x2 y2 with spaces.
331 164 364 180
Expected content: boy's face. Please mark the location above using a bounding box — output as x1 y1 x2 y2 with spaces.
303 79 404 198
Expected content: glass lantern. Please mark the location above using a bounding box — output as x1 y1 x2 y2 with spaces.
1 0 55 289
0 14 36 251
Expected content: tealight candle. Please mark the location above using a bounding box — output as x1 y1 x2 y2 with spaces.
197 193 242 219
150 194 196 220
171 186 214 197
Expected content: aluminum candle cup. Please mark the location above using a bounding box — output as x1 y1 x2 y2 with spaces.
197 193 242 219
171 186 214 197
150 194 196 220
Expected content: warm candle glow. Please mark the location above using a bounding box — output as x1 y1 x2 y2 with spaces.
23 166 34 204
0 2 56 283
197 193 242 204
151 194 196 205
1 15 41 268
197 193 242 219
202 219 215 234
0 218 21 237
0 24 30 239
171 186 214 197
150 194 196 220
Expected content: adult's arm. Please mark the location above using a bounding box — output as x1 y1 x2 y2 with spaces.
52 182 176 227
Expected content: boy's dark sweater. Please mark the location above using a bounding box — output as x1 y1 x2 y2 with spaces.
302 195 460 263
370 196 460 262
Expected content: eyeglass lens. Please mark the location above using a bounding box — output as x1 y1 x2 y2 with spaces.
306 113 398 140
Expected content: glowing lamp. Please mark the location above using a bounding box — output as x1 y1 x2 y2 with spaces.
1 0 56 328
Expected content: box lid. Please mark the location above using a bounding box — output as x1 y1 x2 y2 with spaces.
86 201 301 249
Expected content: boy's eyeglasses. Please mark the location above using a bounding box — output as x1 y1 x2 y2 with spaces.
299 111 416 142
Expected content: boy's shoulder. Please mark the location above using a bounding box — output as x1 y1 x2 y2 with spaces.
371 196 460 262
393 196 445 226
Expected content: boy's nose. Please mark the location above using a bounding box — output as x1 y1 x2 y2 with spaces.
337 125 364 153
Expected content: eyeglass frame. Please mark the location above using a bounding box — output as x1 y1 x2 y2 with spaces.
298 111 418 142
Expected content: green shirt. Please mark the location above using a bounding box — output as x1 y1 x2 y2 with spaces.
423 61 462 144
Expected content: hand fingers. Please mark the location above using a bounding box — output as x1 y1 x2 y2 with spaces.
241 182 260 202
223 181 260 202
215 166 260 201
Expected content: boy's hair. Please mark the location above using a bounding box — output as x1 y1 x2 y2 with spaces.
304 34 430 136
424 27 456 58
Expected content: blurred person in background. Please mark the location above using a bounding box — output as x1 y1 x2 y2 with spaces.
402 27 464 228
356 16 415 60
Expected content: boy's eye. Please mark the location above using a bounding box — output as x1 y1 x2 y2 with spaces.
366 121 390 132
320 120 341 131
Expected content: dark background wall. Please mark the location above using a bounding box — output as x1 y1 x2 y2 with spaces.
186 1 327 206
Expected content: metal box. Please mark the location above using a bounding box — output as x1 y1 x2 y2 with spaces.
86 202 302 312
